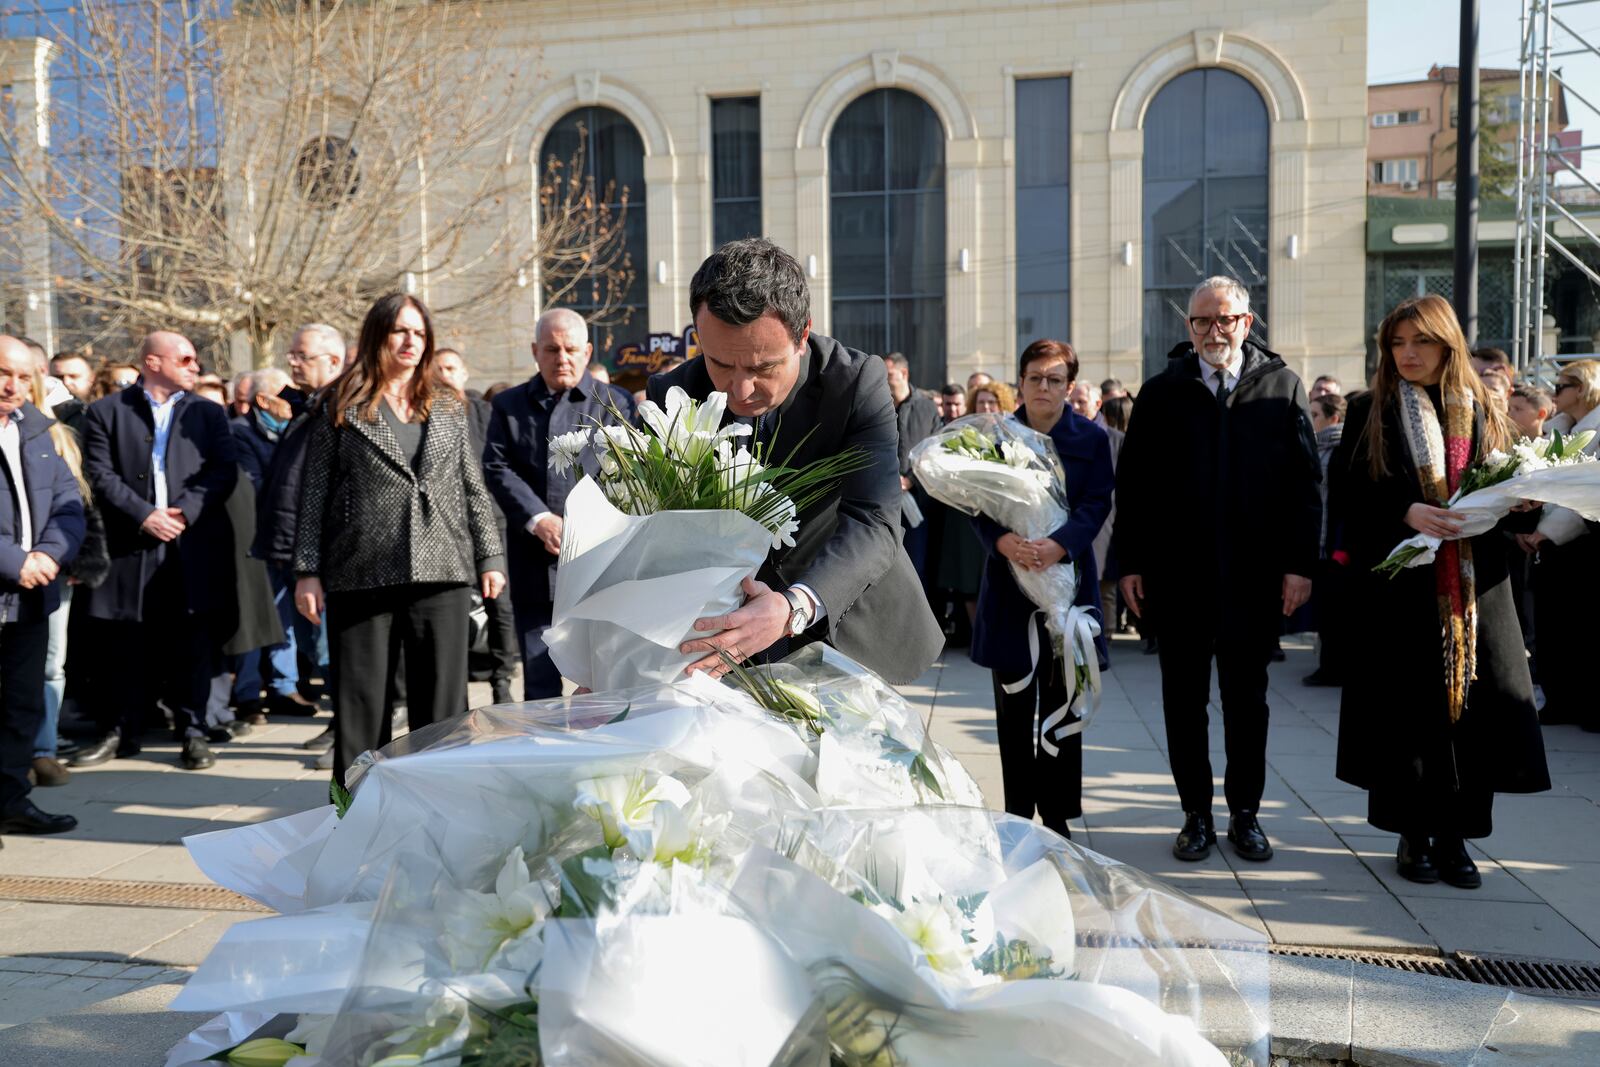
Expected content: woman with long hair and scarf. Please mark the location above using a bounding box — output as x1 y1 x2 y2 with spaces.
1330 295 1549 889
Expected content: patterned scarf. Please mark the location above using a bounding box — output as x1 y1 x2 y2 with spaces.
1394 379 1477 722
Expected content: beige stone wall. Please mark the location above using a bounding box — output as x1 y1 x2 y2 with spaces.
423 0 1370 391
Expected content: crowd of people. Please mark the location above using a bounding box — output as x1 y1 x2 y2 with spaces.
0 243 1591 898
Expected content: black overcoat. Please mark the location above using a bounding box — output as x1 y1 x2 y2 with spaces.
1330 391 1549 795
482 373 635 616
647 334 944 684
1112 342 1321 640
79 385 239 621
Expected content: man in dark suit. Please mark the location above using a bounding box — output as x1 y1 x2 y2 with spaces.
483 309 636 699
884 352 941 582
72 331 239 771
0 337 85 837
1114 277 1321 864
652 238 943 684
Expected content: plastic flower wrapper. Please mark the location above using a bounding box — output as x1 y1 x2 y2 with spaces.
544 387 866 691
701 642 985 809
1375 428 1600 574
736 806 1267 1067
910 414 1101 752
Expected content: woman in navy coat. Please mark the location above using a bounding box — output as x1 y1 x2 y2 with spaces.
970 339 1114 838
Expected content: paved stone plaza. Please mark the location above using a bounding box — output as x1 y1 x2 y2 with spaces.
1 635 1597 1061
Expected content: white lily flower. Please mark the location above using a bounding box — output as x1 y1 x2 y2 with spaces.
621 790 730 864
440 847 551 971
284 1014 335 1058
1568 429 1596 453
573 772 692 850
874 895 979 978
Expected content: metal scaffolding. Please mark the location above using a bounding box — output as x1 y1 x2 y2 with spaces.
1514 0 1600 375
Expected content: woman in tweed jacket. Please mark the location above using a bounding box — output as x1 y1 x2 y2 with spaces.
294 293 505 781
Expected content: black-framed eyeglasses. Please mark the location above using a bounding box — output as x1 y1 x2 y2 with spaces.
1188 314 1247 334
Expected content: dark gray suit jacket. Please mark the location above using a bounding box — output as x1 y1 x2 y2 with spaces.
647 333 943 684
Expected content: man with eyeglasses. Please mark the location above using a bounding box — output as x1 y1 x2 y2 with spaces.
250 324 347 760
1113 276 1321 865
74 331 240 771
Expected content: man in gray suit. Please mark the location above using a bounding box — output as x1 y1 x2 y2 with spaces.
652 238 943 684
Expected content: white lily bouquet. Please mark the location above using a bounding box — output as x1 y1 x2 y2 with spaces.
543 386 865 692
1375 429 1600 575
910 415 1101 752
166 651 1268 1067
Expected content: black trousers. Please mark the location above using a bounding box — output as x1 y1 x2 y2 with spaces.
483 583 519 692
1156 626 1272 816
1313 558 1349 681
992 617 1082 835
90 557 215 741
327 583 470 780
0 619 48 810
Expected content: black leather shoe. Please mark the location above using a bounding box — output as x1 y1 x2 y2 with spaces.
1396 835 1440 884
1433 836 1482 889
1227 811 1274 861
1172 812 1217 861
67 731 122 768
491 682 515 705
180 737 216 770
269 691 321 717
0 799 78 835
300 727 334 753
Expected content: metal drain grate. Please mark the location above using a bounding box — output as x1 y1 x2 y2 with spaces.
0 875 270 913
1273 944 1600 1000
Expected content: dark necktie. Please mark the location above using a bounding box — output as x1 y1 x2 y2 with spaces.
1215 374 1231 411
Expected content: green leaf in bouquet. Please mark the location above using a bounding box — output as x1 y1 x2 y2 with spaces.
330 779 354 819
908 752 944 801
604 703 631 725
461 1000 541 1067
718 652 829 736
974 933 1064 981
875 735 944 800
554 845 619 918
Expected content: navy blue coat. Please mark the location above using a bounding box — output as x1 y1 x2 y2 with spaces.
80 384 239 621
0 403 86 623
970 406 1115 676
230 411 278 492
482 373 636 615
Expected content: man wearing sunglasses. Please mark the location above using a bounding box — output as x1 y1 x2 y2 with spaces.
1113 277 1321 865
73 331 240 772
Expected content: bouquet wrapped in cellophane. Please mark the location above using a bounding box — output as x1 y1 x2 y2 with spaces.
1375 429 1600 575
910 415 1101 752
543 387 865 692
166 649 1268 1067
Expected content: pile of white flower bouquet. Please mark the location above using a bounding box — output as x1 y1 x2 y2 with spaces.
166 648 1269 1067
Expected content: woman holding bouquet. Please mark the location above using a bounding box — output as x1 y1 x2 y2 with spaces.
970 340 1114 838
294 294 506 782
1330 295 1548 889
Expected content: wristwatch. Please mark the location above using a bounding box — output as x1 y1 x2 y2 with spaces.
781 587 814 637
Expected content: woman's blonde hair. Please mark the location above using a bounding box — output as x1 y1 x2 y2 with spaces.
967 380 1017 416
30 373 91 500
1365 294 1510 479
1556 358 1600 415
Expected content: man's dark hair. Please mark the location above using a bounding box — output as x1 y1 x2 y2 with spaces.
689 238 810 344
883 352 909 370
1313 373 1340 387
1101 394 1133 432
1472 347 1512 367
1312 393 1347 420
939 382 965 397
1100 377 1124 394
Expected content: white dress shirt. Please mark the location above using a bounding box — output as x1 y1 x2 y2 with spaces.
0 413 32 551
144 389 184 511
1199 348 1245 397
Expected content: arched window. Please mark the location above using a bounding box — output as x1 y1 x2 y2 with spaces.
1142 69 1269 376
829 89 945 385
540 106 647 359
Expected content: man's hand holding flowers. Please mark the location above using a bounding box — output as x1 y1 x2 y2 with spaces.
681 575 791 677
